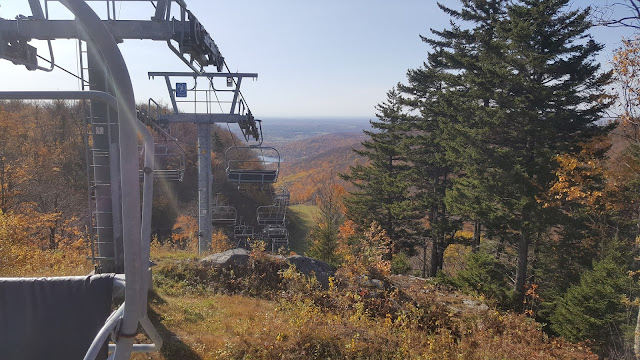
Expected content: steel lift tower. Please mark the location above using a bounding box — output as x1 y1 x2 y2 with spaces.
0 0 244 272
147 71 260 253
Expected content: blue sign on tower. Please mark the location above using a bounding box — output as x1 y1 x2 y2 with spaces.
176 83 187 98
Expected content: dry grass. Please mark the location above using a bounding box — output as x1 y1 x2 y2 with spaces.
136 250 597 360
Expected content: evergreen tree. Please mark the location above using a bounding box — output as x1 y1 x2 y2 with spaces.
306 179 344 267
400 0 509 276
416 0 613 304
496 0 612 303
399 61 460 276
551 252 633 356
341 89 417 252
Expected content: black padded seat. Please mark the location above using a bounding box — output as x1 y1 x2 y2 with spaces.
0 274 115 360
227 169 278 183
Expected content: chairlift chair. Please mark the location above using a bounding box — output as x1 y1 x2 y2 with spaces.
273 188 291 207
262 225 289 252
137 105 187 182
234 224 254 248
257 205 286 226
211 196 237 226
138 142 186 182
225 146 280 185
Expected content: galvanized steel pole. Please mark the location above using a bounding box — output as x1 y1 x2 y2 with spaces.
198 123 212 253
56 1 141 358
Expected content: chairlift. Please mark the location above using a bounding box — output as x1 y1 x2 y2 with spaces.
234 224 254 239
137 105 187 182
262 225 289 252
211 196 237 225
273 188 291 207
257 205 286 226
234 224 254 248
225 146 280 185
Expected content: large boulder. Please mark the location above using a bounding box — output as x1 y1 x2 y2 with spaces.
201 248 250 268
199 249 335 288
286 255 335 288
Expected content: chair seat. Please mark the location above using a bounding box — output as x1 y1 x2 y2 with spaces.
0 274 115 360
227 169 278 183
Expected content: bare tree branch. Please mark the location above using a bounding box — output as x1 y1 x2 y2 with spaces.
592 0 640 30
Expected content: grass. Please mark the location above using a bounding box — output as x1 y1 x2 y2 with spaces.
136 249 598 360
287 204 318 254
3 220 598 360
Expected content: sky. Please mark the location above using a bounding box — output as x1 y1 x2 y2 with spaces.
0 0 637 120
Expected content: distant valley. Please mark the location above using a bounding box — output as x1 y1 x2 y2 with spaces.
231 117 372 203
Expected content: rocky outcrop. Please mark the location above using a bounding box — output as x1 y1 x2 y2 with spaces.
286 255 334 288
201 248 250 268
199 249 335 288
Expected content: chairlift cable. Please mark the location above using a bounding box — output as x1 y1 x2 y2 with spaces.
37 54 87 83
207 77 239 150
223 60 251 114
210 78 225 113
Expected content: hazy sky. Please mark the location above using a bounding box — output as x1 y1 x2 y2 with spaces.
0 0 636 119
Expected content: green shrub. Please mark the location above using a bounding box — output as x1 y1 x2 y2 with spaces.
550 255 633 355
391 252 411 275
452 250 514 306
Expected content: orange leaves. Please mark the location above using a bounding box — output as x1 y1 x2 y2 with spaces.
336 221 393 280
339 219 358 240
613 35 640 140
171 214 198 250
545 139 608 211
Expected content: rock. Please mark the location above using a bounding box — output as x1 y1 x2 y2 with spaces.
362 278 384 289
462 298 489 311
286 255 335 288
201 248 250 268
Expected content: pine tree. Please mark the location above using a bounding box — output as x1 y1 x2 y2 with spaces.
417 0 613 304
341 89 417 253
306 180 344 267
399 61 459 276
550 251 633 355
399 0 509 276
495 0 613 303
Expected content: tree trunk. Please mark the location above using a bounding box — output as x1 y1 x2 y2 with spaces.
515 229 530 310
429 234 438 277
635 306 640 359
0 157 5 213
422 236 427 278
472 220 481 252
49 226 57 249
635 203 640 359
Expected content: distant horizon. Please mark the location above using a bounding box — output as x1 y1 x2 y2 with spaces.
260 116 374 122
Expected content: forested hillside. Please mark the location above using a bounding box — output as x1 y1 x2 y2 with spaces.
303 1 640 358
277 132 366 203
0 100 271 275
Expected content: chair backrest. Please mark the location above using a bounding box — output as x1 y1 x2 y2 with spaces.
0 274 115 360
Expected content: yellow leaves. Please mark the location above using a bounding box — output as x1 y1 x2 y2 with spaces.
546 147 606 210
336 221 393 280
614 35 640 133
171 214 198 250
0 210 91 277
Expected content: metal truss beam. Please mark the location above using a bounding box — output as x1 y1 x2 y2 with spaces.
158 113 253 124
0 19 172 41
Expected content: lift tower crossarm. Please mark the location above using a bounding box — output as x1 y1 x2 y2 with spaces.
0 19 174 40
0 0 224 72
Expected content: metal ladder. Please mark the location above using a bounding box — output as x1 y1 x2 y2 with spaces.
79 39 117 269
